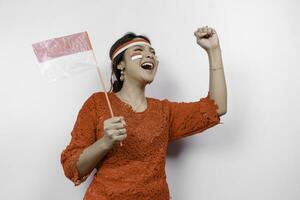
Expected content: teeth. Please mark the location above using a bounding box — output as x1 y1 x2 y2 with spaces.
142 62 154 69
142 62 153 67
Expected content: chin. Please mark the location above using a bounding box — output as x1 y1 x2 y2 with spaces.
144 77 155 84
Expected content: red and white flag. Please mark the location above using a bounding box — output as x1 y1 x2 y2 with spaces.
32 32 119 143
32 32 97 82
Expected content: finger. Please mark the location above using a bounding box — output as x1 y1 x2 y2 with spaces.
106 123 124 130
121 118 126 126
207 28 213 35
200 27 205 32
109 116 124 123
105 129 116 138
118 128 127 134
195 29 202 34
111 128 126 136
212 28 217 34
106 129 126 139
195 29 206 36
204 26 208 33
198 32 210 38
113 134 127 142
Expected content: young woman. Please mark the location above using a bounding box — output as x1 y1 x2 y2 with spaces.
61 26 227 200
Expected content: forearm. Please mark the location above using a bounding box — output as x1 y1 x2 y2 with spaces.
77 136 113 178
207 47 227 115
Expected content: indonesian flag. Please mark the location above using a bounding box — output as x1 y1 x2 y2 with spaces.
32 32 120 145
32 32 97 82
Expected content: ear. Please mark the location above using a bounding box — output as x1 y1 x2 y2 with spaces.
117 60 125 70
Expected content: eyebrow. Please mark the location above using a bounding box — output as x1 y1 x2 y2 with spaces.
134 45 144 48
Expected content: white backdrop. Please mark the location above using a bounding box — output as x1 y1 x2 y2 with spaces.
1 0 299 199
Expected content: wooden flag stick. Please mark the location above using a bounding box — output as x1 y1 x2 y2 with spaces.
91 50 123 147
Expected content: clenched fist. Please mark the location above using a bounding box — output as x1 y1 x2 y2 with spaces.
102 116 127 147
194 26 220 51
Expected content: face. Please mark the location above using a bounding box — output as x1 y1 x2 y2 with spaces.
117 44 159 85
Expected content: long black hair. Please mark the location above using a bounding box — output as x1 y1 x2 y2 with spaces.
109 32 151 93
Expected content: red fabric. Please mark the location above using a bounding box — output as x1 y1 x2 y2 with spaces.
61 91 221 199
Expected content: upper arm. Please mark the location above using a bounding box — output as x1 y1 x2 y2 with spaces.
165 92 222 142
60 93 97 186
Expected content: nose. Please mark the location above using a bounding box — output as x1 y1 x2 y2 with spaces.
145 53 155 59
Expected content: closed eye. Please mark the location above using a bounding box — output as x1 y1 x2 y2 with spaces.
150 48 156 55
134 47 156 55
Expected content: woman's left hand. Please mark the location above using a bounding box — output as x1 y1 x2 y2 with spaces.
194 26 220 51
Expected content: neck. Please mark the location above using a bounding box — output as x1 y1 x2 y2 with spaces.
116 78 147 103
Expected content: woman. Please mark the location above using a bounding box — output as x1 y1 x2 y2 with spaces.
61 26 227 200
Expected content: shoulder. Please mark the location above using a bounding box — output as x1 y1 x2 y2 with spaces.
92 91 105 100
147 96 167 104
91 91 111 105
90 91 108 110
146 96 173 113
80 92 106 115
80 92 102 109
83 92 114 119
148 96 177 106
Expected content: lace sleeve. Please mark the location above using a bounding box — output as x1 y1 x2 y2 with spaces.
165 92 222 142
60 93 97 186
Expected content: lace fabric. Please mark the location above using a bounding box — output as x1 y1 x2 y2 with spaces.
60 91 222 199
166 91 221 142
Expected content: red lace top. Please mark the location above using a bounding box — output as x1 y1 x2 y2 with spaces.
60 91 221 200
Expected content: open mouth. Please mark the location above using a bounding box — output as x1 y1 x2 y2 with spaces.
141 62 154 70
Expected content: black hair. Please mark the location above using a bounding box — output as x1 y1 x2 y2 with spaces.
109 32 151 93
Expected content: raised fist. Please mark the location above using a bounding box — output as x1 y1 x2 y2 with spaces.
194 26 220 51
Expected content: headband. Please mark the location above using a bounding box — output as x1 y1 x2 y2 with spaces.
111 38 151 60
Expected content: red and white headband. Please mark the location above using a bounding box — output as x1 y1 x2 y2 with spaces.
111 38 151 60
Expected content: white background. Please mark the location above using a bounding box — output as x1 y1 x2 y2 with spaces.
0 0 299 199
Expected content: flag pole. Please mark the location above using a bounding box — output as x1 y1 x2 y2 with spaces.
91 50 123 147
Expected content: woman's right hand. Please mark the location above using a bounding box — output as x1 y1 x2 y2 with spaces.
102 116 127 148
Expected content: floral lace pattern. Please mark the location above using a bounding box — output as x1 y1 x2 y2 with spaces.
60 91 221 199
